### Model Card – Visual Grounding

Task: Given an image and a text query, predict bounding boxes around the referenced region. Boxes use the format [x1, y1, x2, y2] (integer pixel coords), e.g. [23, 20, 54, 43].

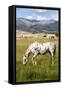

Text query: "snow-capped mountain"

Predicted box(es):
[16, 17, 58, 33]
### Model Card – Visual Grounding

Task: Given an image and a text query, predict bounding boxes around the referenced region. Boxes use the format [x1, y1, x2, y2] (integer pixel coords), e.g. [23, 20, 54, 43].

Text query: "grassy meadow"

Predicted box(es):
[16, 35, 59, 82]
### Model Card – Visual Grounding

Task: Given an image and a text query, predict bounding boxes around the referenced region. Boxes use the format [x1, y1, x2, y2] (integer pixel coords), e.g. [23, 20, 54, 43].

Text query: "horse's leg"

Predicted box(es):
[51, 52, 54, 64]
[32, 53, 37, 65]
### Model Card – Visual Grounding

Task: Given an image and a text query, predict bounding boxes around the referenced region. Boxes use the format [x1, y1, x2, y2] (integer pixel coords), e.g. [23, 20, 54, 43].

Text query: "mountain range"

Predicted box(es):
[16, 17, 59, 33]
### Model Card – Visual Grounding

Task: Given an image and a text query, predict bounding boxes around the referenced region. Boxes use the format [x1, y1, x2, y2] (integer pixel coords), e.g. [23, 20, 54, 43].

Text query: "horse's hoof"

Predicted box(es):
[34, 62, 37, 65]
[35, 62, 37, 65]
[33, 62, 37, 65]
[23, 63, 25, 64]
[52, 62, 54, 65]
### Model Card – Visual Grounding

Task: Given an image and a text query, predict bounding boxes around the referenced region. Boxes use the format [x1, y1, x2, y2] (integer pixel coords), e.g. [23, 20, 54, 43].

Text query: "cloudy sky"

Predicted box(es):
[16, 8, 58, 21]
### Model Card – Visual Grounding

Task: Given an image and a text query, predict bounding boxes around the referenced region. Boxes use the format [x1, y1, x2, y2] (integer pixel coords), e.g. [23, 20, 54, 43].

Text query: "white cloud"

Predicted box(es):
[24, 15, 58, 21]
[49, 11, 58, 21]
[52, 15, 58, 21]
[48, 14, 58, 21]
[25, 16, 33, 19]
[33, 9, 47, 13]
[25, 15, 48, 20]
[37, 16, 47, 20]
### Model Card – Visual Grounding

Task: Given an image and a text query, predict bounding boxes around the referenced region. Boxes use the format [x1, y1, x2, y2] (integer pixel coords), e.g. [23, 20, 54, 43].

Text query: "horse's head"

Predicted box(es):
[23, 54, 28, 64]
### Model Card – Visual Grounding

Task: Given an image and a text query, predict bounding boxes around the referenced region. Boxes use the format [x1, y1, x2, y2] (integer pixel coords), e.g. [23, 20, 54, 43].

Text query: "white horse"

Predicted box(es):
[23, 42, 56, 65]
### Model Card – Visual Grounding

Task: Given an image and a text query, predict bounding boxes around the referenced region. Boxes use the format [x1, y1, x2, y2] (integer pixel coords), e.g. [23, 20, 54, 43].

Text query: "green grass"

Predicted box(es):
[16, 37, 59, 82]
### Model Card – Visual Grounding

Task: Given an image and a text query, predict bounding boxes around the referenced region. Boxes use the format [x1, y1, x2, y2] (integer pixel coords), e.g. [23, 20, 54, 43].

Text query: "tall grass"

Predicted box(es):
[16, 37, 59, 82]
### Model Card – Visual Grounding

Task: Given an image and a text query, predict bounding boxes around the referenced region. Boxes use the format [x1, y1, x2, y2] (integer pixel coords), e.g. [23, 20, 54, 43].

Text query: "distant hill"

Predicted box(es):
[16, 17, 59, 34]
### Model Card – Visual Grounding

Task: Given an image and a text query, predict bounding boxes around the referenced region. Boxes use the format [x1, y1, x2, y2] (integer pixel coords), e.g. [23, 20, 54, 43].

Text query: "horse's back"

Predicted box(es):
[29, 42, 39, 48]
[26, 41, 56, 56]
[27, 42, 40, 53]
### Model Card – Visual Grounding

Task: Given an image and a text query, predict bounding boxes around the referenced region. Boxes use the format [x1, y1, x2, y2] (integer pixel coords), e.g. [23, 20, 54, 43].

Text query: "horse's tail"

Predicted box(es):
[54, 44, 56, 56]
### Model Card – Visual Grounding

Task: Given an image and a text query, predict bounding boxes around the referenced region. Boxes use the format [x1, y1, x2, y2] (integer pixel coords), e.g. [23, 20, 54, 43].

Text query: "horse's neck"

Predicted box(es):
[25, 49, 30, 57]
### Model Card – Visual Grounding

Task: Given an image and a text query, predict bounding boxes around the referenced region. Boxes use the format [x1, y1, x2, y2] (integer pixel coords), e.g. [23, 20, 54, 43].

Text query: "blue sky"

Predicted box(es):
[16, 8, 58, 21]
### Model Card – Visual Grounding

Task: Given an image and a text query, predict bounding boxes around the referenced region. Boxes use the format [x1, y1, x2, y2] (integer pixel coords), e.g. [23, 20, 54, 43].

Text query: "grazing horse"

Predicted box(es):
[23, 42, 56, 65]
